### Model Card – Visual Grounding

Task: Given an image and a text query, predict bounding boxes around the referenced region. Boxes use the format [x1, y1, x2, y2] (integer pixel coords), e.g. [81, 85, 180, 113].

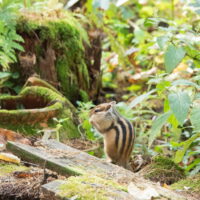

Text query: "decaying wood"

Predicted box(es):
[39, 43, 58, 87]
[0, 164, 60, 200]
[41, 179, 134, 200]
[7, 140, 188, 200]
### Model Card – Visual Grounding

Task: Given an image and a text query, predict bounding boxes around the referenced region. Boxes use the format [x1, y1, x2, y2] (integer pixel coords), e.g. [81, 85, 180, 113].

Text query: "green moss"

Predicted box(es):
[16, 12, 90, 102]
[58, 175, 127, 200]
[143, 156, 186, 184]
[0, 86, 64, 124]
[20, 86, 66, 103]
[171, 174, 200, 193]
[0, 163, 28, 176]
[0, 86, 80, 138]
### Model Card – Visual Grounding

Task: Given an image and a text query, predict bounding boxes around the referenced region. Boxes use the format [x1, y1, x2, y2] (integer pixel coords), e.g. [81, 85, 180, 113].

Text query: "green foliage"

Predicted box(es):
[53, 117, 69, 142]
[76, 101, 97, 140]
[164, 45, 186, 73]
[148, 111, 172, 147]
[190, 107, 200, 132]
[168, 92, 191, 125]
[128, 89, 156, 109]
[0, 0, 24, 70]
[174, 133, 200, 164]
[82, 0, 200, 176]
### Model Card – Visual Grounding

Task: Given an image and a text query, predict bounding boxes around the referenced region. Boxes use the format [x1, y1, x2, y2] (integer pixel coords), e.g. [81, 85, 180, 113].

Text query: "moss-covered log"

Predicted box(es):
[0, 86, 65, 124]
[0, 81, 80, 138]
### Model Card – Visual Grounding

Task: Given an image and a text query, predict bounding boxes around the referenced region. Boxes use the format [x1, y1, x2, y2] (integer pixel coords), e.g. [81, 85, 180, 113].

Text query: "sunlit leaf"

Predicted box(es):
[191, 106, 200, 132]
[116, 0, 129, 7]
[190, 164, 200, 176]
[128, 89, 156, 108]
[93, 0, 110, 10]
[168, 92, 191, 125]
[156, 36, 169, 49]
[148, 111, 172, 147]
[174, 133, 200, 163]
[65, 0, 80, 8]
[0, 71, 11, 79]
[172, 79, 200, 89]
[164, 45, 186, 73]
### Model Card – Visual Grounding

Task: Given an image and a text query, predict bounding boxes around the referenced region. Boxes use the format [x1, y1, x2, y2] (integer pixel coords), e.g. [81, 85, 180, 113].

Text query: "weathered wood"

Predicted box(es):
[41, 179, 134, 200]
[7, 140, 188, 200]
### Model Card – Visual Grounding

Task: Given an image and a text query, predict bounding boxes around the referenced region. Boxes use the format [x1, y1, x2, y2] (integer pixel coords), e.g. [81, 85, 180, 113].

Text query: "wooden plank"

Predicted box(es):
[41, 178, 134, 200]
[7, 140, 133, 178]
[7, 140, 188, 200]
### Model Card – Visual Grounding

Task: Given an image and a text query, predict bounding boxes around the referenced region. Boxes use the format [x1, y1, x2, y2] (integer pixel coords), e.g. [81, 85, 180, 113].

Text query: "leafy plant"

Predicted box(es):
[52, 117, 69, 141]
[0, 0, 24, 70]
[76, 101, 97, 140]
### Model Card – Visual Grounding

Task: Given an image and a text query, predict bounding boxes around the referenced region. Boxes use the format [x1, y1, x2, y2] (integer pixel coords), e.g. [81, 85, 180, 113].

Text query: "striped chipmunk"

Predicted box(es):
[89, 101, 134, 169]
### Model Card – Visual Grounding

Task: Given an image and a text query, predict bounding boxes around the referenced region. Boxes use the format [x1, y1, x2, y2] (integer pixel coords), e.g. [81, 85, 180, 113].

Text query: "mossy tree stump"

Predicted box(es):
[12, 11, 101, 103]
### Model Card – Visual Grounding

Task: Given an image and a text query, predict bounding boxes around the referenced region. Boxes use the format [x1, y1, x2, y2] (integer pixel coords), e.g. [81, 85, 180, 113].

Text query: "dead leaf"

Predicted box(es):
[0, 152, 20, 164]
[0, 128, 31, 146]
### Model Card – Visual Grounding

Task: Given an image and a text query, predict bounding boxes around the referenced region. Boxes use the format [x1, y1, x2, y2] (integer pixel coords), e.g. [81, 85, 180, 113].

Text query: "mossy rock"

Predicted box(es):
[171, 174, 200, 193]
[14, 11, 90, 102]
[141, 156, 186, 184]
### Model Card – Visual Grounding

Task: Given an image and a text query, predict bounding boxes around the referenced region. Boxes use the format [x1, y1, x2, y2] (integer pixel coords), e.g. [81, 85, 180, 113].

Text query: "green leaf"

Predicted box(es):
[11, 41, 24, 51]
[157, 36, 169, 49]
[168, 92, 191, 125]
[172, 79, 200, 89]
[185, 158, 200, 172]
[0, 71, 11, 79]
[174, 133, 200, 163]
[191, 106, 200, 132]
[190, 164, 200, 176]
[164, 45, 186, 73]
[128, 89, 156, 108]
[184, 46, 200, 60]
[148, 111, 171, 147]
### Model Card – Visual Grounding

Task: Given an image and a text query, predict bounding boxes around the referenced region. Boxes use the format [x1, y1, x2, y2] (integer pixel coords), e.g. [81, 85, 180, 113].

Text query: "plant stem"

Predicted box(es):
[24, 0, 27, 8]
[171, 0, 175, 20]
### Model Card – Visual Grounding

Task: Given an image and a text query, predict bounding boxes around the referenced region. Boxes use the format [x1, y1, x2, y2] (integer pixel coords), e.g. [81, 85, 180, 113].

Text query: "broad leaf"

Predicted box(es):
[174, 133, 200, 163]
[191, 106, 200, 132]
[164, 45, 185, 73]
[129, 89, 155, 108]
[0, 72, 11, 79]
[156, 36, 169, 49]
[168, 92, 191, 125]
[172, 79, 200, 89]
[148, 111, 171, 147]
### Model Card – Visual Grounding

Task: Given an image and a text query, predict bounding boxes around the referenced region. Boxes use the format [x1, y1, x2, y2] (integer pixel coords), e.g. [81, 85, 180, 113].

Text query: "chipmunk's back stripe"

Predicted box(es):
[118, 118, 127, 155]
[114, 126, 120, 148]
[125, 119, 133, 157]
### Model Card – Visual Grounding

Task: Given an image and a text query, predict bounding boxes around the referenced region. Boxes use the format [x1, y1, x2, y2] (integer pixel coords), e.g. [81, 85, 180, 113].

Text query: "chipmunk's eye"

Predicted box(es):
[94, 109, 101, 113]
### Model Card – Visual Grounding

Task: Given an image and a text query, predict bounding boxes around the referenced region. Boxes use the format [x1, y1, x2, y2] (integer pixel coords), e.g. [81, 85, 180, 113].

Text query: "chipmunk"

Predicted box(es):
[89, 101, 134, 169]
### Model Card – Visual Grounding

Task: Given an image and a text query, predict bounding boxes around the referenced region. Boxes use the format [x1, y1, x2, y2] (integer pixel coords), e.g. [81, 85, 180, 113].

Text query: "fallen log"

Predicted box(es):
[7, 140, 189, 200]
